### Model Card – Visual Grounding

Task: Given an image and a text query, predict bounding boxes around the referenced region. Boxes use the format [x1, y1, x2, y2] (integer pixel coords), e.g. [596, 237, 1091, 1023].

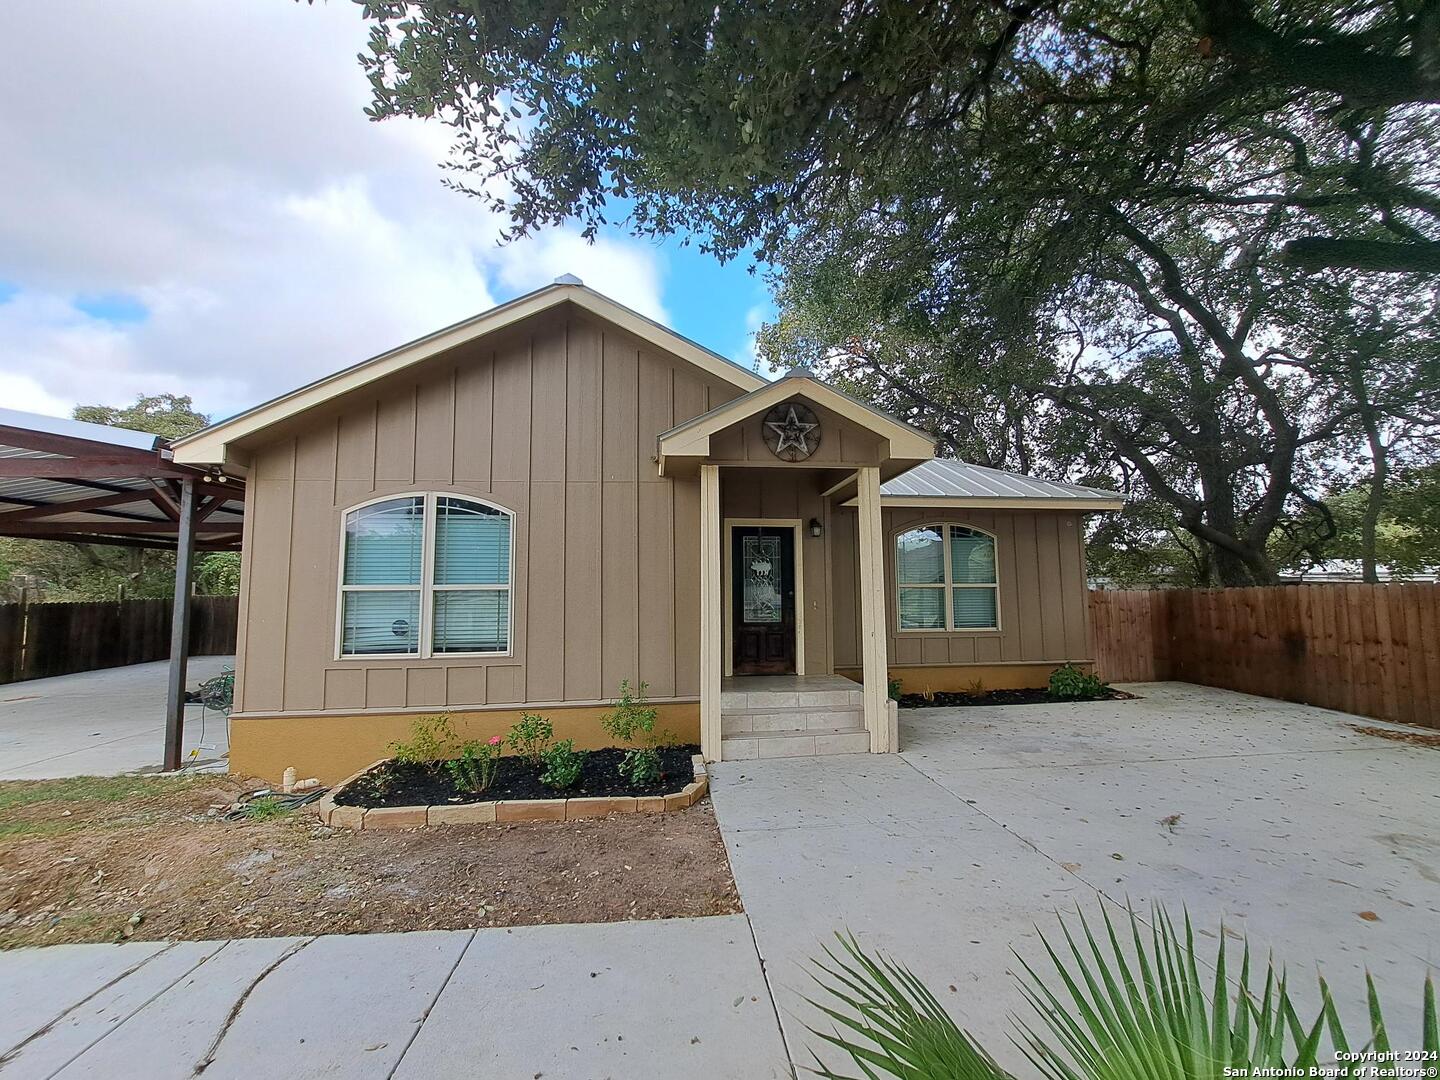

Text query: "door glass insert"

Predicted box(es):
[741, 534, 783, 623]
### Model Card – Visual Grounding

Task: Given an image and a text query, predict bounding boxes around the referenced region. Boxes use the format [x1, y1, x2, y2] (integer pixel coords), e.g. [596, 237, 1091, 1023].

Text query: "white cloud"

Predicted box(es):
[740, 302, 781, 377]
[0, 1, 669, 420]
[494, 232, 671, 324]
[0, 372, 72, 416]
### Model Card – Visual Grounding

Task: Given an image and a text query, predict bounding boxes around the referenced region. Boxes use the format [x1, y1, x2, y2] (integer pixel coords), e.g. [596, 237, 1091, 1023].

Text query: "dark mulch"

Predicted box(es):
[335, 744, 700, 808]
[897, 687, 1135, 709]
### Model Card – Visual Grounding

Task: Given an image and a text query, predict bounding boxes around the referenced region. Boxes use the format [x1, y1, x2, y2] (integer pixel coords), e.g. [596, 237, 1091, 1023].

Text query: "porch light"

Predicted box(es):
[809, 517, 823, 538]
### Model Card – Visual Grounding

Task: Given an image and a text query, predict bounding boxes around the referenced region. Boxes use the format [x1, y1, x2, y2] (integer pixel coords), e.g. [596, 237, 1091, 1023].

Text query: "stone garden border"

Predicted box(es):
[310, 755, 709, 830]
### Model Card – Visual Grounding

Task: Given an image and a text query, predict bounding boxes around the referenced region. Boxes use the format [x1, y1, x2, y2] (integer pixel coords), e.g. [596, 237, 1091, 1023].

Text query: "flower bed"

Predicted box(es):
[312, 753, 709, 829]
[312, 683, 710, 829]
[897, 687, 1134, 709]
[895, 662, 1134, 709]
[336, 744, 702, 807]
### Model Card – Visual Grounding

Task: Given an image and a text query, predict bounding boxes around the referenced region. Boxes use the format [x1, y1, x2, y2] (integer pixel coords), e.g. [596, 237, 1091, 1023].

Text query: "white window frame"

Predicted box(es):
[335, 492, 515, 660]
[894, 523, 1001, 633]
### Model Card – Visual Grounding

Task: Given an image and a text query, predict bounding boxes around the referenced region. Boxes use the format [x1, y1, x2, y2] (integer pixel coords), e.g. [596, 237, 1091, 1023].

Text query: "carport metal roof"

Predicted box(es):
[0, 408, 243, 550]
[0, 407, 246, 772]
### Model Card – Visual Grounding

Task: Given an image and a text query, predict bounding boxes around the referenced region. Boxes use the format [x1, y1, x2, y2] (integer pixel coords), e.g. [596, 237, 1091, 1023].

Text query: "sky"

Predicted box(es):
[0, 2, 776, 423]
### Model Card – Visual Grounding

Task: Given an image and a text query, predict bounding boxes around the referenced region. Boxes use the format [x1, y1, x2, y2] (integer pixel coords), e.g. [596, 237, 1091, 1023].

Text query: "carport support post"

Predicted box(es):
[163, 477, 198, 772]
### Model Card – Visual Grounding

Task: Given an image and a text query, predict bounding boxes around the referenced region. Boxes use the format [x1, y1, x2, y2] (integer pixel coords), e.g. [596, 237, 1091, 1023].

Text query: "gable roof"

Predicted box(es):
[656, 367, 936, 473]
[172, 280, 768, 468]
[871, 459, 1124, 510]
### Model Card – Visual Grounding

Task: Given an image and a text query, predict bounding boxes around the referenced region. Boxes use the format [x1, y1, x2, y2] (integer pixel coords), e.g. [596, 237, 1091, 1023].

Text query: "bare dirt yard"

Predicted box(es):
[0, 774, 741, 948]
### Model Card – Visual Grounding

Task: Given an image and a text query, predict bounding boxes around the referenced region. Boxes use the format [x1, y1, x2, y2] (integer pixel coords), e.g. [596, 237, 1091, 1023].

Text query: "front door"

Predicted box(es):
[731, 526, 797, 675]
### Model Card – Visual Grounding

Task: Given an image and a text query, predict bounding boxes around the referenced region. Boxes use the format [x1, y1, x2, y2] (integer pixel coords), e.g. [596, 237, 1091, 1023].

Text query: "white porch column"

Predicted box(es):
[699, 464, 723, 761]
[856, 466, 892, 752]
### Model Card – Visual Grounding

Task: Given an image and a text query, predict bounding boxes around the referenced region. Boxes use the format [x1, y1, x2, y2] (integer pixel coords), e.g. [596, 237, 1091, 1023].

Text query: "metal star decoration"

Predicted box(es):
[764, 404, 820, 459]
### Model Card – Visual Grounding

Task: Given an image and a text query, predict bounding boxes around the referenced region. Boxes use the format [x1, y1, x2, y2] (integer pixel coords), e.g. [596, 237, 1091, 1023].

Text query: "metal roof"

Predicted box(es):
[0, 408, 243, 549]
[881, 459, 1124, 505]
[0, 407, 162, 452]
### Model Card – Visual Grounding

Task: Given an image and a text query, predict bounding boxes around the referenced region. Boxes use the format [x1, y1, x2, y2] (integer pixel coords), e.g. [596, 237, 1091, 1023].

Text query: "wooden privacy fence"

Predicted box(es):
[0, 596, 238, 685]
[1089, 583, 1440, 729]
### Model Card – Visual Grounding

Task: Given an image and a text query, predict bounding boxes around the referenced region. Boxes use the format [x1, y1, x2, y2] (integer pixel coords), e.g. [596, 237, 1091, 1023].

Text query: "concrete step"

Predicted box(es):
[721, 704, 864, 736]
[720, 728, 870, 760]
[720, 687, 864, 711]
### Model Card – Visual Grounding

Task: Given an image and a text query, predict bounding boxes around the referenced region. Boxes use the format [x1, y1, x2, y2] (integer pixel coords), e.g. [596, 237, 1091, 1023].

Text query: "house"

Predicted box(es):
[173, 279, 1122, 783]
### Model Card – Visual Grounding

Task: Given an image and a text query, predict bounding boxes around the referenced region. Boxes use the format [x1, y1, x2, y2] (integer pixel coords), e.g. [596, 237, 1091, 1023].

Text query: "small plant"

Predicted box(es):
[539, 739, 585, 790]
[887, 677, 903, 701]
[389, 714, 458, 766]
[603, 680, 667, 788]
[507, 713, 553, 765]
[445, 735, 502, 794]
[965, 677, 986, 696]
[1048, 662, 1108, 701]
[601, 679, 658, 743]
[242, 796, 292, 821]
[619, 746, 662, 787]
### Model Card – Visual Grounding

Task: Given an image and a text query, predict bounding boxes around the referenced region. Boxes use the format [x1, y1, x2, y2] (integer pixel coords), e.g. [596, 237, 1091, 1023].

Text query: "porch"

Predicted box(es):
[659, 369, 935, 762]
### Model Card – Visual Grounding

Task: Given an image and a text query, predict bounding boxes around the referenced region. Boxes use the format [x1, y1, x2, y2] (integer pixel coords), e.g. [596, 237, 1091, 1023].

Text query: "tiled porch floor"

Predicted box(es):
[720, 673, 860, 694]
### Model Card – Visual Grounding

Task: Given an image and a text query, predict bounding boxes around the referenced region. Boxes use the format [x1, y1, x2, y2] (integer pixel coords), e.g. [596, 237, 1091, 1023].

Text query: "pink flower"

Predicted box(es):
[488, 735, 502, 746]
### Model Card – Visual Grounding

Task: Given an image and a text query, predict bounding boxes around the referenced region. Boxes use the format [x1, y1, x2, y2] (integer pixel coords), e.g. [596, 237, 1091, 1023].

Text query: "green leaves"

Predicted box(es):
[806, 904, 1439, 1079]
[805, 932, 1012, 1080]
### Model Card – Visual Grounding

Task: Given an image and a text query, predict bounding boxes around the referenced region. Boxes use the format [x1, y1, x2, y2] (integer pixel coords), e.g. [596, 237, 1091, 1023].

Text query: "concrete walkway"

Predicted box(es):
[711, 682, 1440, 1074]
[0, 916, 791, 1080]
[0, 658, 232, 779]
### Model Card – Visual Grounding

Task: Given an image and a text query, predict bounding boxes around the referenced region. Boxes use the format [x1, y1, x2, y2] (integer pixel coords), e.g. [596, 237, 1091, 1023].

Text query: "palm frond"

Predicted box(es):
[804, 932, 1014, 1080]
[804, 907, 1438, 1080]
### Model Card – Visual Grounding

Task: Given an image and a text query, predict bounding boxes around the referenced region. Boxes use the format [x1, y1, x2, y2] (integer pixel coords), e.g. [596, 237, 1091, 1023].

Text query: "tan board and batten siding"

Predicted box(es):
[830, 506, 1093, 687]
[233, 306, 743, 719]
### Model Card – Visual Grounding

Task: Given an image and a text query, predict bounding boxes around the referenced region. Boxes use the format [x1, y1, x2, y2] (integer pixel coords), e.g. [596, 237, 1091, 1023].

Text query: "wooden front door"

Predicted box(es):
[731, 526, 797, 675]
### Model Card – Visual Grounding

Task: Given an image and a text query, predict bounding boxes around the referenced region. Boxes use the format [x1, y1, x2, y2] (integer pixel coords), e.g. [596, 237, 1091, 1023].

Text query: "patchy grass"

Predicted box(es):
[0, 773, 740, 948]
[0, 775, 206, 812]
[0, 775, 220, 839]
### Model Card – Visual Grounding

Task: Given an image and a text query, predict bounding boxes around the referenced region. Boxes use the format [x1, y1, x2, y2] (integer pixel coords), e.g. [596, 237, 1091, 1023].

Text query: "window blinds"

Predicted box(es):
[340, 495, 512, 657]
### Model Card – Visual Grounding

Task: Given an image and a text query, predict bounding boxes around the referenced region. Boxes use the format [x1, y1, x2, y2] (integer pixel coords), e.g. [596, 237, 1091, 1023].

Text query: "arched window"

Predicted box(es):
[338, 494, 513, 657]
[894, 525, 998, 631]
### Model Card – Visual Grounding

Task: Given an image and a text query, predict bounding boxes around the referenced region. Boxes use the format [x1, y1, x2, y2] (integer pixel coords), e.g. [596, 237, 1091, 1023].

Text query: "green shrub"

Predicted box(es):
[603, 680, 670, 786]
[1047, 662, 1108, 701]
[601, 679, 657, 743]
[507, 713, 553, 765]
[887, 677, 903, 701]
[619, 746, 661, 787]
[389, 714, 458, 765]
[539, 740, 584, 789]
[807, 903, 1439, 1080]
[444, 735, 502, 794]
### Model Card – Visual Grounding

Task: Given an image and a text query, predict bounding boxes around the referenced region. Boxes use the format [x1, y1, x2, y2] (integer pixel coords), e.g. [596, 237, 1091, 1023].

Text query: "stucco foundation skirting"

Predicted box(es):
[310, 756, 709, 830]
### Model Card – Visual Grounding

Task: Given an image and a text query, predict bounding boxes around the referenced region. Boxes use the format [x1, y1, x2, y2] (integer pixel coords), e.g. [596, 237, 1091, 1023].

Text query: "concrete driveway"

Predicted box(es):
[0, 916, 790, 1080]
[0, 658, 233, 779]
[711, 682, 1440, 1073]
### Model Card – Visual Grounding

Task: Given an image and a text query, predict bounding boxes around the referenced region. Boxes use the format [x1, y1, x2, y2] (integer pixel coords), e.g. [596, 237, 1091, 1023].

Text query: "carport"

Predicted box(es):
[0, 407, 244, 770]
